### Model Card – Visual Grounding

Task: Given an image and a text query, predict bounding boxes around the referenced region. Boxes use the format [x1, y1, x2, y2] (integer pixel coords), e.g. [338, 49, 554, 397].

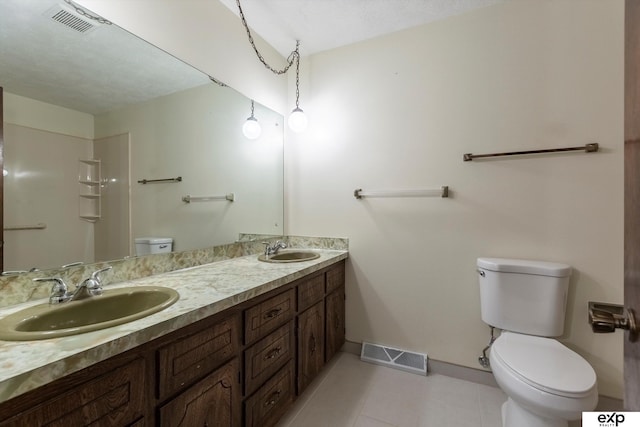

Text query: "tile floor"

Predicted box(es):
[276, 352, 507, 427]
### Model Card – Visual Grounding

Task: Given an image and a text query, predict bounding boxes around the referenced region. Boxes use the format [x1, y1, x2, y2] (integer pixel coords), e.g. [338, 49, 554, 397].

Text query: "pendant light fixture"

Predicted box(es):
[242, 100, 262, 139]
[235, 0, 307, 133]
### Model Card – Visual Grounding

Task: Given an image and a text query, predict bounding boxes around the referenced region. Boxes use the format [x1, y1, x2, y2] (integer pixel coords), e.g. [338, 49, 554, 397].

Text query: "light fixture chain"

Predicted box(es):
[63, 0, 112, 25]
[295, 54, 300, 108]
[235, 0, 299, 75]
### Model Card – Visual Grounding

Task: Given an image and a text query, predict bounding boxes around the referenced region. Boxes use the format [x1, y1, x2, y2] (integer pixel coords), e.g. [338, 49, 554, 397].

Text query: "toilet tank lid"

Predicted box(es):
[135, 237, 173, 244]
[477, 258, 571, 277]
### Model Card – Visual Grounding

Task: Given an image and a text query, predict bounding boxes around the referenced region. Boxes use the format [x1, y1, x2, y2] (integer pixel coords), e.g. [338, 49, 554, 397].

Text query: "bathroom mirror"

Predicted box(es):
[0, 0, 284, 273]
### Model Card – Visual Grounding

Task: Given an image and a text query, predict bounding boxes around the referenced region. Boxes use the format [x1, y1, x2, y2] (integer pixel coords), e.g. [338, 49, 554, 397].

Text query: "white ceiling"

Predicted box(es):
[0, 0, 209, 114]
[218, 0, 505, 57]
[1, 0, 505, 115]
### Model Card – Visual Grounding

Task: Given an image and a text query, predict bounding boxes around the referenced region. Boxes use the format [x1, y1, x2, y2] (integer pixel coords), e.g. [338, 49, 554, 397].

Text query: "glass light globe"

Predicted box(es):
[242, 117, 261, 139]
[288, 107, 308, 133]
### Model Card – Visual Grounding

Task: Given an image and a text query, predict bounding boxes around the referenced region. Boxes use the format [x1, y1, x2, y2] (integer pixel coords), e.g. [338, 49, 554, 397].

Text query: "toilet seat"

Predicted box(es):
[492, 332, 596, 398]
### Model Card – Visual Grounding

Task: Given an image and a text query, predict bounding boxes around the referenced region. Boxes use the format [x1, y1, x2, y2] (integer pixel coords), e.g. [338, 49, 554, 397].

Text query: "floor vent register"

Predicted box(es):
[360, 342, 427, 375]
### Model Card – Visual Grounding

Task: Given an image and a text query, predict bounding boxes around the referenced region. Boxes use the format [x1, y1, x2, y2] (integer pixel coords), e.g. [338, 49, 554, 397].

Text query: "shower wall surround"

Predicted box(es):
[0, 235, 348, 308]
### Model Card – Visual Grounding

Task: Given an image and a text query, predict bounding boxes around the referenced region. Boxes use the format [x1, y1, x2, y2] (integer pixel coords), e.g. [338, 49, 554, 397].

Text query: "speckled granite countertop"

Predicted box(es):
[0, 249, 348, 403]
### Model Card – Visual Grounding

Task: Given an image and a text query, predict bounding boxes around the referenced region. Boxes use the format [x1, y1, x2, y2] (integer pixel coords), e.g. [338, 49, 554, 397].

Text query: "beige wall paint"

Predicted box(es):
[76, 0, 288, 115]
[286, 1, 624, 398]
[94, 133, 130, 261]
[3, 122, 95, 271]
[4, 92, 94, 139]
[94, 84, 284, 253]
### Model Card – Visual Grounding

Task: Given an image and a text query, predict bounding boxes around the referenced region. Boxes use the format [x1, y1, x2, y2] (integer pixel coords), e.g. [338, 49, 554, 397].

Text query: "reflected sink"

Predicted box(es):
[258, 250, 320, 263]
[0, 286, 179, 341]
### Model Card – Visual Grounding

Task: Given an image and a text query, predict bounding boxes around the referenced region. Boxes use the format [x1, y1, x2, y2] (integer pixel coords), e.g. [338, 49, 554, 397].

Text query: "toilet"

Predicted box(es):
[477, 257, 598, 427]
[135, 237, 173, 256]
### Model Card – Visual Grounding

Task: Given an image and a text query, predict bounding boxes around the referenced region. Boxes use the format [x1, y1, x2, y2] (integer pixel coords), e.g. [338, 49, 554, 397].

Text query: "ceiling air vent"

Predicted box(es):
[45, 3, 102, 34]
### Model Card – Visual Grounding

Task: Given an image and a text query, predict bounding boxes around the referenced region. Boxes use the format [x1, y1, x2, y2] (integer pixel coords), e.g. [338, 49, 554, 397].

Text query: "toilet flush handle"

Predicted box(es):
[588, 301, 638, 342]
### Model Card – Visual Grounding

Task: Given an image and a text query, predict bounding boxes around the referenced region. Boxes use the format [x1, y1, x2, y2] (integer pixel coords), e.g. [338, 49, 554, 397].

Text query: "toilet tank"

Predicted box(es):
[135, 237, 173, 256]
[477, 257, 571, 337]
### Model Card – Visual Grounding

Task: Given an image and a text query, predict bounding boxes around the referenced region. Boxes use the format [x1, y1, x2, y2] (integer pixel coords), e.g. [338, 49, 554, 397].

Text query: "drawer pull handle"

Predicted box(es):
[264, 347, 282, 360]
[264, 390, 281, 407]
[264, 308, 282, 319]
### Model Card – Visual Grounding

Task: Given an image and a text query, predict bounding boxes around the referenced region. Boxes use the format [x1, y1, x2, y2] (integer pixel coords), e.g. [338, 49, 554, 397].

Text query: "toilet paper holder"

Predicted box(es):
[588, 301, 637, 342]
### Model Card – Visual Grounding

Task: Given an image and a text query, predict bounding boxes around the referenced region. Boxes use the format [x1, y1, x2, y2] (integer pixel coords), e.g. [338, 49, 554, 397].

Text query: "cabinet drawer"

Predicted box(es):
[297, 273, 324, 312]
[245, 321, 293, 396]
[245, 289, 294, 344]
[158, 314, 240, 400]
[159, 358, 240, 427]
[326, 261, 345, 294]
[0, 357, 145, 427]
[244, 360, 294, 427]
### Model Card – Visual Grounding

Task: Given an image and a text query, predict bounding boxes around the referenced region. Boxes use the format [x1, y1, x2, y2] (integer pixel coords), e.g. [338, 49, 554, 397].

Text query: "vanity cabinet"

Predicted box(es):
[326, 285, 346, 362]
[297, 300, 325, 394]
[325, 261, 346, 363]
[244, 360, 295, 427]
[157, 314, 240, 401]
[158, 358, 241, 427]
[0, 259, 346, 427]
[0, 354, 147, 427]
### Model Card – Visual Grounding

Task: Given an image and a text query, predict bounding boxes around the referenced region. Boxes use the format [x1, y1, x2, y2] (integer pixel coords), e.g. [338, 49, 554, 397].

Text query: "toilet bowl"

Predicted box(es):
[476, 257, 598, 427]
[490, 332, 598, 427]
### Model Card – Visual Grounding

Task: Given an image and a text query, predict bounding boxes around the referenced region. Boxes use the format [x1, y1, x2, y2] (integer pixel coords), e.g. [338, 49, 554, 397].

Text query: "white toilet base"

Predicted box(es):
[502, 398, 567, 427]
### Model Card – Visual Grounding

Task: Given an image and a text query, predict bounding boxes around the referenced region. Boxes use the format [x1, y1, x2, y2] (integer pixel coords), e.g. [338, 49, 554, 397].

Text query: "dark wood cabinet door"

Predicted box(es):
[244, 361, 294, 427]
[325, 285, 346, 362]
[159, 358, 240, 427]
[297, 273, 324, 312]
[326, 261, 345, 294]
[245, 289, 294, 345]
[244, 321, 293, 396]
[297, 301, 325, 394]
[157, 313, 240, 400]
[0, 357, 146, 427]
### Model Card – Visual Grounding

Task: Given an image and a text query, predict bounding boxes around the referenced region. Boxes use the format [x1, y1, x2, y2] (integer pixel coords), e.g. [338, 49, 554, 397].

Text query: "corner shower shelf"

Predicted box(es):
[78, 159, 101, 222]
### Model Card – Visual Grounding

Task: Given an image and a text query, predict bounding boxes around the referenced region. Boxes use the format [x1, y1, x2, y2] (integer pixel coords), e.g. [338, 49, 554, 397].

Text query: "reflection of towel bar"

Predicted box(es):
[354, 187, 449, 199]
[182, 194, 235, 203]
[4, 223, 47, 231]
[138, 176, 182, 184]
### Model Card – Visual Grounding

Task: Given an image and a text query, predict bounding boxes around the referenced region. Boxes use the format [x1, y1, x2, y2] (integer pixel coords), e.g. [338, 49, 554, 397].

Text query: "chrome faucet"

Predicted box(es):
[33, 266, 113, 304]
[71, 266, 112, 301]
[262, 240, 287, 257]
[33, 277, 72, 304]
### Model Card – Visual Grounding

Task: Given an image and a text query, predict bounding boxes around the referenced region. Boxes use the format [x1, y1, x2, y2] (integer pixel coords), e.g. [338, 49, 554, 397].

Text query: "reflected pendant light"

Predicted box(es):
[242, 100, 262, 139]
[235, 0, 307, 133]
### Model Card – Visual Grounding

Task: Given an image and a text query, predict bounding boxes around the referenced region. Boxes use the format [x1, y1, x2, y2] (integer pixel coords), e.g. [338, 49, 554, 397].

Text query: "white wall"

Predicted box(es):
[76, 0, 288, 115]
[94, 84, 284, 253]
[3, 93, 96, 271]
[94, 133, 130, 261]
[286, 1, 624, 398]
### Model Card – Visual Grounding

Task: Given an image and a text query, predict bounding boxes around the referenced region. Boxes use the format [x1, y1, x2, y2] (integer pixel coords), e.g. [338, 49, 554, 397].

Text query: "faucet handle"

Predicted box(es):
[33, 277, 71, 304]
[90, 266, 112, 282]
[262, 242, 272, 255]
[83, 266, 113, 296]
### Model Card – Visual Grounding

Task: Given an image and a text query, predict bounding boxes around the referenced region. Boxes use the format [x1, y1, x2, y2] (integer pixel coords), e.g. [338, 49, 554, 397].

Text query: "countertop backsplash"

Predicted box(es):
[0, 234, 348, 308]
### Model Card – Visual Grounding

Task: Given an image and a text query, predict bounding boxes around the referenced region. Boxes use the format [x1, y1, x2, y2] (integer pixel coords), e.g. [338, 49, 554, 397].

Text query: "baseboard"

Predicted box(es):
[342, 340, 623, 410]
